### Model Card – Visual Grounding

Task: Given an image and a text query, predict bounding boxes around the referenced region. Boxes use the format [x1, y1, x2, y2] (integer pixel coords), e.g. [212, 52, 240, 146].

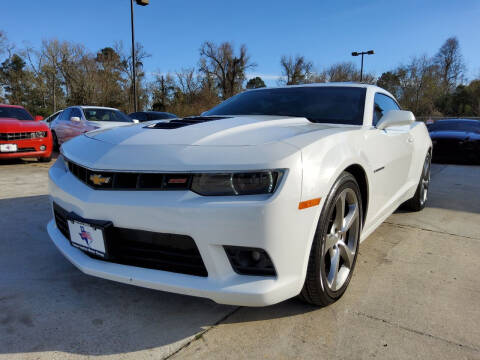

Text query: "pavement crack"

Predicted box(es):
[355, 311, 479, 353]
[384, 221, 480, 241]
[163, 306, 241, 359]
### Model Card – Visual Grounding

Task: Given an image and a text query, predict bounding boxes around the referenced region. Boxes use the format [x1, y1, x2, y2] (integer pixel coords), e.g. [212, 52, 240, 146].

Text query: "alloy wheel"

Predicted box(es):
[323, 188, 360, 291]
[420, 156, 431, 205]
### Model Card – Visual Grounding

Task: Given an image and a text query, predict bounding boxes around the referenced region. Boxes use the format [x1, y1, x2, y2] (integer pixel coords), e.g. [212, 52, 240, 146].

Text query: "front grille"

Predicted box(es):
[0, 132, 45, 140]
[67, 161, 192, 190]
[52, 203, 208, 277]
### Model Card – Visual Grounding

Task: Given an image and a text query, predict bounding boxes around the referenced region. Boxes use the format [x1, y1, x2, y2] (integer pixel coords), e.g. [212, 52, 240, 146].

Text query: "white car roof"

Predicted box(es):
[78, 106, 120, 111]
[248, 82, 396, 101]
[250, 81, 381, 91]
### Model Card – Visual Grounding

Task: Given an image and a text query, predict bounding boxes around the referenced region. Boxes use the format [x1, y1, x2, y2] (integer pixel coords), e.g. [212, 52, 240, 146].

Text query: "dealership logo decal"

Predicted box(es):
[78, 226, 93, 246]
[89, 174, 111, 186]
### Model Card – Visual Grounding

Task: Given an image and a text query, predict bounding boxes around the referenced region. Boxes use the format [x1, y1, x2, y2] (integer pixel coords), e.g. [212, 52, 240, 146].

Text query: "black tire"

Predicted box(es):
[299, 172, 362, 306]
[38, 155, 52, 163]
[52, 131, 59, 152]
[402, 152, 431, 212]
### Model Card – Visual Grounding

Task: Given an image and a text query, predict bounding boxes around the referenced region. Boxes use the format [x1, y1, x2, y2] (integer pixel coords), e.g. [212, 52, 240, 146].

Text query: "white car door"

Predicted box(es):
[364, 93, 414, 222]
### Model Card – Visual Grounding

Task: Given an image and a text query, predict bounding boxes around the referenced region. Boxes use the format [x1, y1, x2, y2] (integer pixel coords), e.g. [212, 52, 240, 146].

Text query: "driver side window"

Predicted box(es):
[373, 93, 400, 126]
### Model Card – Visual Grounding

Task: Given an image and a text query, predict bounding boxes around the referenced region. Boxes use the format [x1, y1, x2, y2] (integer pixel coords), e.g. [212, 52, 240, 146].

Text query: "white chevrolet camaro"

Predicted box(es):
[48, 83, 432, 307]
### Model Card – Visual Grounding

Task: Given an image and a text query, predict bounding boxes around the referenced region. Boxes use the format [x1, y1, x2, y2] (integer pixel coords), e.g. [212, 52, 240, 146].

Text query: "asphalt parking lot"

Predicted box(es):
[1, 158, 479, 360]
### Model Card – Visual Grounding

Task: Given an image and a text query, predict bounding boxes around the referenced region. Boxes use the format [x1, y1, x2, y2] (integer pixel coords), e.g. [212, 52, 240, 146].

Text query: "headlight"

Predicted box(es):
[191, 170, 283, 196]
[34, 131, 47, 138]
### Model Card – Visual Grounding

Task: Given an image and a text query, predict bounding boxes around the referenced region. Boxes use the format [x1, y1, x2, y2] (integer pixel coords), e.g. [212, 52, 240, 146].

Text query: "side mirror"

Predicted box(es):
[70, 116, 81, 122]
[377, 110, 415, 130]
[34, 115, 44, 121]
[132, 119, 140, 123]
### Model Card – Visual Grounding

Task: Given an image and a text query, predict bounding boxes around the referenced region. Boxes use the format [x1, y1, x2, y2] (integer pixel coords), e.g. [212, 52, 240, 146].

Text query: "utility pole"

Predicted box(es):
[351, 50, 374, 82]
[130, 0, 149, 112]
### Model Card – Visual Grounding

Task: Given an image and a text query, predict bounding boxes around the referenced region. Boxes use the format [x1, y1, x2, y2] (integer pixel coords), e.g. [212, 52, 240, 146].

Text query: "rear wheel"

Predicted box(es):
[403, 153, 431, 211]
[299, 172, 362, 306]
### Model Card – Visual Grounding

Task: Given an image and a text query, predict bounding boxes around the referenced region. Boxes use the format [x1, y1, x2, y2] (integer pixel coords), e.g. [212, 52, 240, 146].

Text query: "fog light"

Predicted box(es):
[40, 145, 46, 151]
[224, 246, 276, 276]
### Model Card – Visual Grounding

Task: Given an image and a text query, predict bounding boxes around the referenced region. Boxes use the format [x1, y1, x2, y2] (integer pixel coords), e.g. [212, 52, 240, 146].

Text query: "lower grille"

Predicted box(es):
[52, 203, 208, 277]
[17, 147, 36, 153]
[53, 204, 70, 239]
[108, 228, 208, 277]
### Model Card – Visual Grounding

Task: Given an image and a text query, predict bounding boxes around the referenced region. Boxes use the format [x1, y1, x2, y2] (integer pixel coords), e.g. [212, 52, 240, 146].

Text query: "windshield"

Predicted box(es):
[204, 86, 367, 125]
[429, 120, 480, 133]
[0, 107, 34, 121]
[83, 108, 132, 123]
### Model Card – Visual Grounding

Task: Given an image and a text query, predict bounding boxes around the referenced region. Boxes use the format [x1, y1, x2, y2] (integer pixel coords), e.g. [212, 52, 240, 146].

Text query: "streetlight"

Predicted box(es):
[130, 0, 149, 112]
[351, 50, 374, 82]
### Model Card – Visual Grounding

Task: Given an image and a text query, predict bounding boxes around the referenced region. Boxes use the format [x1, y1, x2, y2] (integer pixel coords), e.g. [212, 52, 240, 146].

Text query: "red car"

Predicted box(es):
[0, 104, 53, 162]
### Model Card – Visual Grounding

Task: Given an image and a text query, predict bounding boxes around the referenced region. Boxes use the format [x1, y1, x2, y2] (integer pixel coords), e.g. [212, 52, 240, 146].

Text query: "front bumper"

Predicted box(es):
[0, 137, 52, 159]
[47, 158, 321, 306]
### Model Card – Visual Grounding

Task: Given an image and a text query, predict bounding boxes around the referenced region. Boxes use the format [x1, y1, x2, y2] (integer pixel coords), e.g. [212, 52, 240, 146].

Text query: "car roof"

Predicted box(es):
[246, 82, 396, 99]
[248, 82, 384, 91]
[77, 106, 119, 111]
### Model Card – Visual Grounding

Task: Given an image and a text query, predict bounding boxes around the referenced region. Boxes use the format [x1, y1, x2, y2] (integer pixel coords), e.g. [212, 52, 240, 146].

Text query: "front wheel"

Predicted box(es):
[299, 172, 362, 306]
[403, 153, 431, 212]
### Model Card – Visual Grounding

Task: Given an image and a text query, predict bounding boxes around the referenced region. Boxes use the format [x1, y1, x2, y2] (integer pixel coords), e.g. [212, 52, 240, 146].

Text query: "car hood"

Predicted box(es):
[63, 115, 358, 171]
[0, 118, 49, 132]
[85, 115, 354, 146]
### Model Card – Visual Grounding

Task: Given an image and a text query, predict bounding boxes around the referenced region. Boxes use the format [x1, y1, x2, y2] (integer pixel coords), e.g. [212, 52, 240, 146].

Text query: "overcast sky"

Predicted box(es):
[4, 0, 480, 86]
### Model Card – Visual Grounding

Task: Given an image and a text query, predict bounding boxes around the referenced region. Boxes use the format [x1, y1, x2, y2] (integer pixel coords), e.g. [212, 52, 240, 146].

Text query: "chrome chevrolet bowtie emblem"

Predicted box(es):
[89, 174, 111, 186]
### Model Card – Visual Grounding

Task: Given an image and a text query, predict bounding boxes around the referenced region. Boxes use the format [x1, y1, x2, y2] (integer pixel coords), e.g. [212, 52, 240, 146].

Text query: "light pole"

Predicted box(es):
[351, 50, 374, 82]
[130, 0, 149, 112]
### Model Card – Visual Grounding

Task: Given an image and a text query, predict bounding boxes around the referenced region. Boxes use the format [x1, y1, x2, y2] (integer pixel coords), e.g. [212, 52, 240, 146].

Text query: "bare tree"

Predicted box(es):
[0, 30, 14, 59]
[279, 55, 313, 85]
[434, 37, 466, 93]
[199, 41, 256, 99]
[321, 62, 375, 84]
[176, 67, 201, 99]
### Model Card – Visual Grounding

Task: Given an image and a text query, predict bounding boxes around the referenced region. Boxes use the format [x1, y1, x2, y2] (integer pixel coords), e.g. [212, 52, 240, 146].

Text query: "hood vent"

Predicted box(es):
[147, 116, 230, 130]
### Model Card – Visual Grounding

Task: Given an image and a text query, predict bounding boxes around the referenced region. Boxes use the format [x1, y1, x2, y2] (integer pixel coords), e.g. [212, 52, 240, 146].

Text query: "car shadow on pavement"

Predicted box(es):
[0, 194, 317, 357]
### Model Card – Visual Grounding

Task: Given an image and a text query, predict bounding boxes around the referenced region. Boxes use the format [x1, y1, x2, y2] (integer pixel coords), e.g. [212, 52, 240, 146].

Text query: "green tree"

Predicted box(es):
[246, 76, 266, 89]
[0, 53, 31, 105]
[377, 71, 401, 98]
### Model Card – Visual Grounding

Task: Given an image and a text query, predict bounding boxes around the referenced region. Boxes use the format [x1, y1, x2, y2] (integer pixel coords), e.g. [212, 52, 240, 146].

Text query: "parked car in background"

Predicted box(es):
[0, 104, 53, 162]
[129, 111, 177, 122]
[428, 119, 480, 164]
[48, 83, 432, 307]
[50, 106, 135, 149]
[43, 110, 63, 128]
